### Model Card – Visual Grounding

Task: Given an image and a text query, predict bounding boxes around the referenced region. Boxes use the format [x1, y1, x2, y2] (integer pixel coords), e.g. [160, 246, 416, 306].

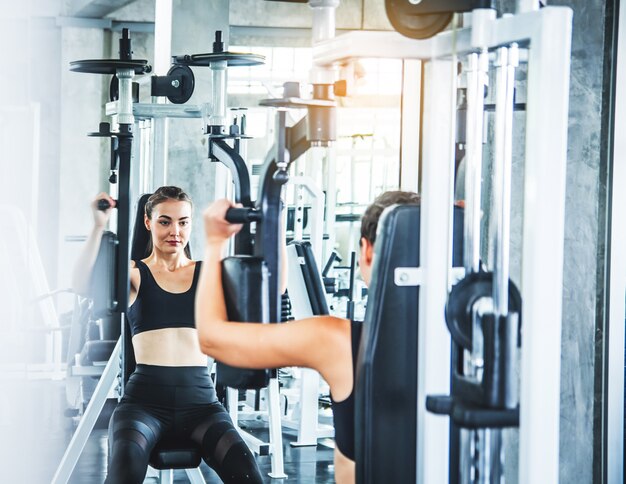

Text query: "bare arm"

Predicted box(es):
[195, 200, 351, 394]
[72, 193, 116, 295]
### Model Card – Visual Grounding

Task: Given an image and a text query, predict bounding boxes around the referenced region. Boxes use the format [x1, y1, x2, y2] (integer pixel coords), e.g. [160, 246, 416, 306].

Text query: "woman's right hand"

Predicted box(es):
[92, 192, 115, 229]
[203, 199, 243, 245]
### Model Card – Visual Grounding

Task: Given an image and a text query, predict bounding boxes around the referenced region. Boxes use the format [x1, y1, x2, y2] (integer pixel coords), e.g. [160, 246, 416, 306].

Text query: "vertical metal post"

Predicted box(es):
[463, 52, 488, 275]
[607, 0, 626, 480]
[51, 341, 121, 484]
[417, 58, 456, 484]
[400, 59, 422, 193]
[462, 49, 489, 484]
[519, 8, 572, 484]
[210, 61, 228, 127]
[152, 0, 173, 188]
[491, 45, 518, 318]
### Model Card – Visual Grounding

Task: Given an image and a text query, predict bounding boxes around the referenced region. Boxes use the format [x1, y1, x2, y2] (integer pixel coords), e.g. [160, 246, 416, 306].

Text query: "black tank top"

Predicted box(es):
[127, 260, 202, 336]
[331, 320, 363, 461]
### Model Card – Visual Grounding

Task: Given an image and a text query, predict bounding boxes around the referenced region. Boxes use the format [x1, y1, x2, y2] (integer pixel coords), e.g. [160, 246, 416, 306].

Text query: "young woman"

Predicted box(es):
[195, 191, 420, 484]
[73, 186, 263, 484]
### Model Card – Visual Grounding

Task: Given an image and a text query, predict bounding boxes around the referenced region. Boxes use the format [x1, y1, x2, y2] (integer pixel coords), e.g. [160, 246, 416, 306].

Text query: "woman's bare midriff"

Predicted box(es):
[132, 327, 209, 366]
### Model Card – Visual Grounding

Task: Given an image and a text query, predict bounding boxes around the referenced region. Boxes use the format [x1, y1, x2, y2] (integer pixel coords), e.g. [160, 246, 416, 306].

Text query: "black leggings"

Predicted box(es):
[105, 365, 263, 484]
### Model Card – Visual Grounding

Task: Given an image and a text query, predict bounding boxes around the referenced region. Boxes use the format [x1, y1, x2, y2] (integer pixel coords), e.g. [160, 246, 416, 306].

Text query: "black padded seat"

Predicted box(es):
[149, 437, 202, 469]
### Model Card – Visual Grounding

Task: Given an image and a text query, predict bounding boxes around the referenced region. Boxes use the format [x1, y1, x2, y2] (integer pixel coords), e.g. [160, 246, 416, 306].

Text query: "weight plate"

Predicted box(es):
[445, 272, 522, 351]
[172, 52, 265, 67]
[385, 0, 453, 40]
[70, 59, 152, 75]
[166, 65, 195, 104]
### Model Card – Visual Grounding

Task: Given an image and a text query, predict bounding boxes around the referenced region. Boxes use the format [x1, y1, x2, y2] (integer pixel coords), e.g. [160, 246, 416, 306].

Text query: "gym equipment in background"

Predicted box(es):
[311, 3, 573, 483]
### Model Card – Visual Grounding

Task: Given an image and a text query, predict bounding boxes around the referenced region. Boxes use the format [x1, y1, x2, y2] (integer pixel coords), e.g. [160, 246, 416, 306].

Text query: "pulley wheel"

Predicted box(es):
[445, 271, 522, 351]
[166, 65, 195, 104]
[172, 52, 265, 67]
[385, 0, 453, 40]
[70, 59, 151, 75]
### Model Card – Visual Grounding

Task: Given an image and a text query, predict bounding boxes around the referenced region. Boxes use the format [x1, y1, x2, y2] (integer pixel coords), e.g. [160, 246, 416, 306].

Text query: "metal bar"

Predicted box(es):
[606, 0, 626, 480]
[184, 467, 207, 484]
[211, 139, 252, 206]
[52, 340, 121, 484]
[135, 103, 202, 119]
[312, 10, 548, 66]
[266, 378, 288, 478]
[491, 45, 518, 317]
[154, 0, 173, 76]
[210, 61, 228, 127]
[159, 468, 173, 484]
[463, 51, 488, 274]
[400, 59, 422, 193]
[288, 176, 325, 266]
[518, 8, 572, 484]
[417, 58, 456, 484]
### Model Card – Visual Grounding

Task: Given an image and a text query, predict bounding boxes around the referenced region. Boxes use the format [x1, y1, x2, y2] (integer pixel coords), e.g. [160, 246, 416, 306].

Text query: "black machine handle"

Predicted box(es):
[225, 207, 261, 224]
[97, 198, 118, 211]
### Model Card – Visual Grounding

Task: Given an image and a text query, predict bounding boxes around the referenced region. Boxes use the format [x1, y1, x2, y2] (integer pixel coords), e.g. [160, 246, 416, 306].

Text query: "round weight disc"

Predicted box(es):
[70, 59, 152, 75]
[166, 65, 195, 104]
[385, 0, 453, 40]
[172, 52, 265, 67]
[445, 272, 522, 351]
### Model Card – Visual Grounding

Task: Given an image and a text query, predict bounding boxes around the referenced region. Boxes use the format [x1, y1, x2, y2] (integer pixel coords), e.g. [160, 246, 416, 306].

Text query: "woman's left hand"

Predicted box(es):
[204, 199, 243, 244]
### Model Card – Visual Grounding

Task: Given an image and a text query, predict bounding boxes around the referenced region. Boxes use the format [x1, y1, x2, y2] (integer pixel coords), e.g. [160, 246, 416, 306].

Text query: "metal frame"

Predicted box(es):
[52, 340, 121, 484]
[606, 0, 626, 481]
[313, 6, 572, 484]
[283, 178, 333, 445]
[226, 381, 288, 479]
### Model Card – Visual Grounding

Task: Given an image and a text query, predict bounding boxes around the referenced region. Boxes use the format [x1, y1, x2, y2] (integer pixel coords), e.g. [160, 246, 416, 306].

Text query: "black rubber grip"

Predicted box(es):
[97, 199, 116, 211]
[225, 208, 261, 223]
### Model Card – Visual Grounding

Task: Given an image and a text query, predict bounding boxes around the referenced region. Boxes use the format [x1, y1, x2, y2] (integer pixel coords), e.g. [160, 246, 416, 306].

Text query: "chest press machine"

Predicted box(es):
[214, 77, 338, 452]
[312, 1, 572, 483]
[53, 29, 279, 484]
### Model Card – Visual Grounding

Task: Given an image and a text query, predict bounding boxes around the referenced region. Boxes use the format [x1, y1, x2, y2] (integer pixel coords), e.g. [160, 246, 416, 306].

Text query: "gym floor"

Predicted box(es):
[4, 379, 335, 483]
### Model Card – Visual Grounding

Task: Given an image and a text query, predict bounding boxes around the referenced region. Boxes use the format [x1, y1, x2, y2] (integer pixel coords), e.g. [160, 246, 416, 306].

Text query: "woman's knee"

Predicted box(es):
[105, 438, 150, 484]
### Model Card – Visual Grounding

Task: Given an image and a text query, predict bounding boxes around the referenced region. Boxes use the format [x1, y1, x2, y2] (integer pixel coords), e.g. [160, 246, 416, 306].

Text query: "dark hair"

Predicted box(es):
[144, 186, 193, 258]
[360, 190, 420, 245]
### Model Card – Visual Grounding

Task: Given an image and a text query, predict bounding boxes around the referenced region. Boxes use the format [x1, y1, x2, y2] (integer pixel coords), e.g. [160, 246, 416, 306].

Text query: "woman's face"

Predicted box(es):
[145, 199, 192, 255]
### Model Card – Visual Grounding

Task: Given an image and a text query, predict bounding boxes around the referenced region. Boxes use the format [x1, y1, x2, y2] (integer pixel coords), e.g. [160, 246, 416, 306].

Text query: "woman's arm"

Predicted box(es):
[195, 200, 351, 391]
[72, 193, 116, 295]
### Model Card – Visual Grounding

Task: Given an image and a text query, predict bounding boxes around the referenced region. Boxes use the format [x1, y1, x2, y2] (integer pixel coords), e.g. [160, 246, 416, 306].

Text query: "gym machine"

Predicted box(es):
[313, 1, 572, 483]
[426, 44, 522, 484]
[53, 29, 269, 483]
[53, 29, 150, 484]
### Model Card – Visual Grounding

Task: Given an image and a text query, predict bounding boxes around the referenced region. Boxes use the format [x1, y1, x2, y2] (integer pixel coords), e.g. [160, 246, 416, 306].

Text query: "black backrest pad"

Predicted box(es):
[216, 256, 271, 389]
[355, 204, 463, 483]
[89, 230, 119, 320]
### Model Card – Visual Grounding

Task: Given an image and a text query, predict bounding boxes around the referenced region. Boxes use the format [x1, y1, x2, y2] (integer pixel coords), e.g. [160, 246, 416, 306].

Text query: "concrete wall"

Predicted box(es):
[554, 1, 611, 482]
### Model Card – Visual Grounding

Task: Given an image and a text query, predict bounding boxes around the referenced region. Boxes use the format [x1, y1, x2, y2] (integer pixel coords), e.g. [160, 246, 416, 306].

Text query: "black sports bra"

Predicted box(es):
[126, 260, 202, 337]
[331, 320, 363, 461]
